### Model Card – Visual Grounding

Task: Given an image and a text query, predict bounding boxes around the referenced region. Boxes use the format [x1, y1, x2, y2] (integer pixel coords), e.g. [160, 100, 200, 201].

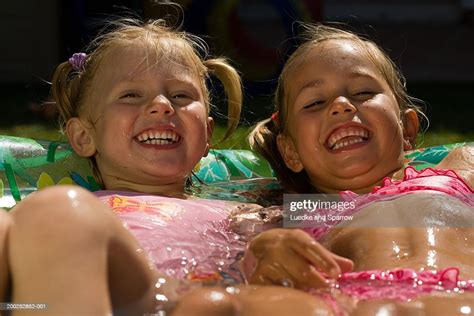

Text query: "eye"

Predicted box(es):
[171, 93, 192, 100]
[354, 91, 375, 98]
[303, 100, 325, 109]
[120, 92, 141, 99]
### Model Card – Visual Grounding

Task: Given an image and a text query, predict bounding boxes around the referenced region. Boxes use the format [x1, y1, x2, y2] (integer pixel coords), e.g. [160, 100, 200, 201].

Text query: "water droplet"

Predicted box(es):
[225, 286, 240, 295]
[157, 278, 166, 284]
[155, 278, 167, 289]
[155, 294, 168, 303]
[460, 306, 471, 314]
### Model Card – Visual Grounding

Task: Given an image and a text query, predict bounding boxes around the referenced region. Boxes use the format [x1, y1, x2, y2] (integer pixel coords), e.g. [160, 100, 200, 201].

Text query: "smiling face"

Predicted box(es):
[277, 39, 417, 193]
[67, 40, 212, 193]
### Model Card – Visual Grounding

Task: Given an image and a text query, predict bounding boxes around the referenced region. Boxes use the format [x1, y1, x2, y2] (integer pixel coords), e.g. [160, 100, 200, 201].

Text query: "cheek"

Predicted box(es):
[372, 95, 400, 117]
[94, 112, 132, 144]
[184, 103, 208, 125]
[365, 100, 400, 129]
[189, 114, 208, 134]
[183, 115, 209, 150]
[291, 114, 321, 138]
[291, 124, 321, 157]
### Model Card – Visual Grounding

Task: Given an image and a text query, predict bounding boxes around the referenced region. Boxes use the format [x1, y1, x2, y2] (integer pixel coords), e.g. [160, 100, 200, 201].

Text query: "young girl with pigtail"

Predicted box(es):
[0, 19, 333, 316]
[246, 24, 474, 314]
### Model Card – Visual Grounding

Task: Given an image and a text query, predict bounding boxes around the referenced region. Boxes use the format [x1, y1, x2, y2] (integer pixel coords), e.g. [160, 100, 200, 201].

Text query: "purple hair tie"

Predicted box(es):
[69, 53, 87, 71]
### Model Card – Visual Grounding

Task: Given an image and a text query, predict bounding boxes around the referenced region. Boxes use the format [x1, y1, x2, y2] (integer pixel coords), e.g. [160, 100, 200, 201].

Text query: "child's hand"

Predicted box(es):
[241, 228, 353, 290]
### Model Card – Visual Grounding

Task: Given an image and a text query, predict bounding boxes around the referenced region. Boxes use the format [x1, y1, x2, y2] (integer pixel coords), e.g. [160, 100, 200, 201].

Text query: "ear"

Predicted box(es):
[276, 134, 304, 172]
[402, 109, 419, 150]
[203, 117, 214, 157]
[66, 118, 97, 157]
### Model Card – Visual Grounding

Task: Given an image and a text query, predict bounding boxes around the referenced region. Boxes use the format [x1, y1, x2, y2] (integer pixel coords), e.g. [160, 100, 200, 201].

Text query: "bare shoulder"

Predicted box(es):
[436, 145, 474, 187]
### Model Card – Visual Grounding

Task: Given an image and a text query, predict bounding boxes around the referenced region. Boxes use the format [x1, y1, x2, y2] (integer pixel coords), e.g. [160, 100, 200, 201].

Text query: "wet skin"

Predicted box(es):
[322, 146, 474, 277]
[323, 193, 474, 278]
[272, 35, 474, 313]
[322, 191, 474, 314]
[247, 143, 474, 314]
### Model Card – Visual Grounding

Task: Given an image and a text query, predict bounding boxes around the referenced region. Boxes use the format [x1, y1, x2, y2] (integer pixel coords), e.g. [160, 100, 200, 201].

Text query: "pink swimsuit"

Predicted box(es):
[304, 167, 474, 312]
[305, 167, 474, 240]
[94, 191, 246, 284]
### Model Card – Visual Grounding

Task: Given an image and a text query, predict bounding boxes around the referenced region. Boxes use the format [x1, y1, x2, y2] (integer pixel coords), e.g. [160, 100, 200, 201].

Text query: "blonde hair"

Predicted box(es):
[250, 23, 425, 193]
[51, 18, 242, 185]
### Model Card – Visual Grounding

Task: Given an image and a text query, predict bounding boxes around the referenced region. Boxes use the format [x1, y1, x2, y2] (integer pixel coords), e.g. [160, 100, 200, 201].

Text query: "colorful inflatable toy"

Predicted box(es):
[0, 135, 470, 208]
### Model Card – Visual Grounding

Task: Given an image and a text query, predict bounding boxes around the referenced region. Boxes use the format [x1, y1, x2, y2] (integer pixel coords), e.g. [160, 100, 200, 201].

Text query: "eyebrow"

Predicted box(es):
[347, 70, 378, 80]
[297, 70, 379, 94]
[165, 76, 198, 85]
[297, 79, 324, 95]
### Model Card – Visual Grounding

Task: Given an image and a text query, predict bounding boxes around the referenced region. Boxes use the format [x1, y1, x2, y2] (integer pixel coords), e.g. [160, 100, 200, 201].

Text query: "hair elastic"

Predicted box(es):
[271, 111, 279, 122]
[69, 53, 87, 71]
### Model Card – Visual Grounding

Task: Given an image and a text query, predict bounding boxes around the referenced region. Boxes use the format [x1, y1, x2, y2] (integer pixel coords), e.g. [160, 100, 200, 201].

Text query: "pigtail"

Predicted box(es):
[51, 61, 78, 131]
[249, 117, 315, 193]
[249, 65, 316, 193]
[204, 58, 242, 141]
[249, 117, 284, 173]
[50, 56, 105, 189]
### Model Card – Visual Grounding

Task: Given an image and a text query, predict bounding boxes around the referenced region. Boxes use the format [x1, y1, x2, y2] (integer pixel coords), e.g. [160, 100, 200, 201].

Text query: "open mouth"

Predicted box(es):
[326, 126, 371, 151]
[136, 130, 181, 145]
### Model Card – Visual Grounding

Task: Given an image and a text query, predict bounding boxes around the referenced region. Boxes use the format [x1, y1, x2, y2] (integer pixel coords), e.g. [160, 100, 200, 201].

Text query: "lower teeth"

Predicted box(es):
[144, 139, 173, 145]
[332, 138, 366, 150]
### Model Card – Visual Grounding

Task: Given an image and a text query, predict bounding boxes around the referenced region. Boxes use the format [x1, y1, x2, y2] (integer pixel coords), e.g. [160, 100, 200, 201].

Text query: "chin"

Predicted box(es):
[336, 163, 375, 179]
[142, 165, 187, 180]
[332, 168, 386, 189]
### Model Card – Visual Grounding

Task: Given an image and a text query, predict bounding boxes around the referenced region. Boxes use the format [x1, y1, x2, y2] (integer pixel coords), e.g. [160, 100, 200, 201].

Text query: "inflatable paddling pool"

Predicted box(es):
[0, 134, 470, 208]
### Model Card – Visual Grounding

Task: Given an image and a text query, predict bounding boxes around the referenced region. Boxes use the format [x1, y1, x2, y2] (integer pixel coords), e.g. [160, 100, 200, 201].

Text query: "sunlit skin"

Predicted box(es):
[322, 194, 474, 279]
[248, 38, 474, 313]
[61, 40, 338, 315]
[67, 41, 213, 196]
[278, 39, 418, 193]
[277, 39, 474, 279]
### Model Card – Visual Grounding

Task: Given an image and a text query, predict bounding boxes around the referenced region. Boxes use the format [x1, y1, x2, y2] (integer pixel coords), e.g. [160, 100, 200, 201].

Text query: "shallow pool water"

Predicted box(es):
[189, 177, 283, 207]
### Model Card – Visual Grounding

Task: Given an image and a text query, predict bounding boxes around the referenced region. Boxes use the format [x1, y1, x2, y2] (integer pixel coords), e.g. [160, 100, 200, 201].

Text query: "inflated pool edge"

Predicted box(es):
[0, 135, 471, 208]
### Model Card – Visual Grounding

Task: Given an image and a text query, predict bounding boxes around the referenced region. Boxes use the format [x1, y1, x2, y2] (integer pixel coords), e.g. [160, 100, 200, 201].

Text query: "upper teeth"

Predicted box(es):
[327, 127, 369, 150]
[137, 130, 180, 144]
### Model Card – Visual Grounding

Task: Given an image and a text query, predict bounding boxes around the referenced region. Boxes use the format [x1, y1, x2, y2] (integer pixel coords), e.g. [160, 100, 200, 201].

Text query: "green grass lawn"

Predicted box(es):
[0, 123, 472, 149]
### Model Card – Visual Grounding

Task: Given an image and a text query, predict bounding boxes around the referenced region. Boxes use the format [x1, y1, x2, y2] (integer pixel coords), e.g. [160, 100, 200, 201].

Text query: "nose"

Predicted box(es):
[147, 95, 174, 116]
[329, 96, 357, 116]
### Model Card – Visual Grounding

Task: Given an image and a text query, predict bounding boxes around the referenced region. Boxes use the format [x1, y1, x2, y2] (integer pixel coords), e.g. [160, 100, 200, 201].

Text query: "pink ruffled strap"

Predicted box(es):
[331, 267, 474, 301]
[340, 267, 460, 286]
[340, 166, 474, 209]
